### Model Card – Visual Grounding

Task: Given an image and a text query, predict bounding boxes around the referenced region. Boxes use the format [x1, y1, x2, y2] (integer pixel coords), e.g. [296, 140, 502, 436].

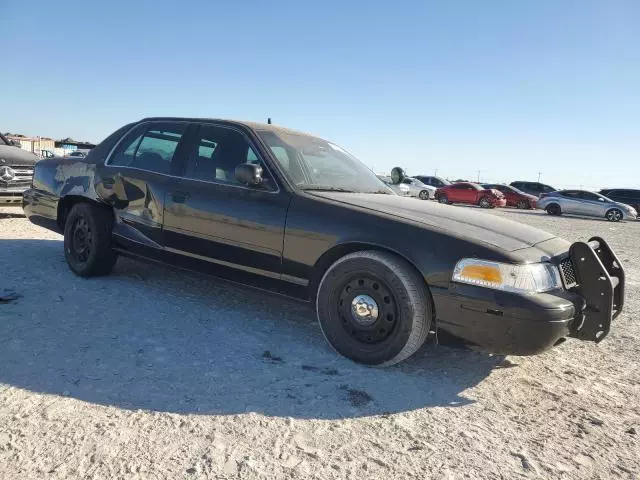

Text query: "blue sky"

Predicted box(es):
[2, 0, 638, 188]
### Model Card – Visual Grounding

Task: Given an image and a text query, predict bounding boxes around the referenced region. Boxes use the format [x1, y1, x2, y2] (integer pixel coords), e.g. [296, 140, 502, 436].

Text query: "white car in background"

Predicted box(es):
[401, 177, 437, 200]
[377, 175, 410, 196]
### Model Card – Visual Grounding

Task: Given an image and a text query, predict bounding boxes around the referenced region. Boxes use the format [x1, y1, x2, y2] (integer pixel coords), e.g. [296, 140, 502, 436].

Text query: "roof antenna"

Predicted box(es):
[267, 117, 272, 125]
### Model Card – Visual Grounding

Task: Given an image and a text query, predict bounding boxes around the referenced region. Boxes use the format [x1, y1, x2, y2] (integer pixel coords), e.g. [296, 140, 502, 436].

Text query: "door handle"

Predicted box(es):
[171, 191, 191, 203]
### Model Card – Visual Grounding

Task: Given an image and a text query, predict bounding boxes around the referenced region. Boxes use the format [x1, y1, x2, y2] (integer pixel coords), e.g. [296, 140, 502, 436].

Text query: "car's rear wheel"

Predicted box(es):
[64, 203, 118, 277]
[605, 208, 623, 222]
[479, 197, 492, 208]
[438, 194, 449, 204]
[516, 200, 529, 209]
[546, 203, 562, 216]
[418, 190, 430, 200]
[316, 251, 431, 366]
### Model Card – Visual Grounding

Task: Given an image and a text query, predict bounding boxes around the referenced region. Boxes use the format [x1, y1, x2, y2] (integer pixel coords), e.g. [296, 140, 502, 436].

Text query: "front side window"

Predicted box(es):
[257, 129, 392, 194]
[109, 123, 186, 174]
[182, 125, 274, 189]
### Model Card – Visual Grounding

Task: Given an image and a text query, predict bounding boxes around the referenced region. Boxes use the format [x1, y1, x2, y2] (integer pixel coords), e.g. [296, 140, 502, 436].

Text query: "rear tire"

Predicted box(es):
[418, 190, 429, 200]
[546, 203, 561, 216]
[63, 203, 118, 277]
[316, 251, 431, 366]
[605, 208, 623, 222]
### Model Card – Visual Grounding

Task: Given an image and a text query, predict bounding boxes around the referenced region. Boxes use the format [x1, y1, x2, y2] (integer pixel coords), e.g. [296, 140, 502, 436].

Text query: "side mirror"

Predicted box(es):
[598, 198, 605, 202]
[390, 167, 405, 184]
[235, 163, 263, 186]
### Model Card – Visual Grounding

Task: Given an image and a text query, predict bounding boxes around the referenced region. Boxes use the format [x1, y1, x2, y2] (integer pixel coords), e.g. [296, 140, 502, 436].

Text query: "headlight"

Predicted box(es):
[452, 259, 562, 294]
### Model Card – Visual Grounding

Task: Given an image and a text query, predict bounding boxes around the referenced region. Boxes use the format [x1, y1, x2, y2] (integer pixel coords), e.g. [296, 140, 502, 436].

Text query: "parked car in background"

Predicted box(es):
[436, 182, 506, 208]
[401, 177, 437, 200]
[377, 175, 410, 196]
[22, 116, 626, 366]
[66, 149, 91, 158]
[537, 190, 637, 222]
[0, 131, 38, 206]
[482, 183, 537, 209]
[39, 149, 56, 159]
[510, 181, 556, 198]
[413, 175, 451, 189]
[599, 189, 640, 217]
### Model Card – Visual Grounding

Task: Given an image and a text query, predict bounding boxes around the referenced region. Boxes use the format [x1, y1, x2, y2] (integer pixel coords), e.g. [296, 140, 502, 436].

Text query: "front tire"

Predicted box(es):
[516, 200, 529, 209]
[438, 194, 449, 204]
[64, 203, 118, 277]
[605, 208, 623, 222]
[479, 197, 493, 208]
[418, 190, 430, 200]
[316, 251, 431, 366]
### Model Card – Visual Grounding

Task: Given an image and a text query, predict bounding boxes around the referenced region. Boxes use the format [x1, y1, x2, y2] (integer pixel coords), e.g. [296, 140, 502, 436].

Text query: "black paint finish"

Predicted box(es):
[21, 117, 626, 356]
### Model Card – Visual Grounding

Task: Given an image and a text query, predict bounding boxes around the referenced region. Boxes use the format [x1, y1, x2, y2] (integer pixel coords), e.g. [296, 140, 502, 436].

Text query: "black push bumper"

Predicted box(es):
[567, 236, 625, 343]
[433, 237, 625, 355]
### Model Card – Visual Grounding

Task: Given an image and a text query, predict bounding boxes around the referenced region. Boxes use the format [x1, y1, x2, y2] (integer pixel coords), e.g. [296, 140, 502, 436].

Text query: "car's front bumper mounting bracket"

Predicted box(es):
[569, 236, 625, 342]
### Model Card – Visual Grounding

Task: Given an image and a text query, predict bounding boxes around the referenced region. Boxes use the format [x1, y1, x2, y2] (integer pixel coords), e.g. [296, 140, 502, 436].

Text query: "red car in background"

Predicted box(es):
[482, 183, 537, 209]
[435, 182, 507, 208]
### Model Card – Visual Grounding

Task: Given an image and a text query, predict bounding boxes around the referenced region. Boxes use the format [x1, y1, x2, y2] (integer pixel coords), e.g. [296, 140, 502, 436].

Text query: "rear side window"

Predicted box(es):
[561, 191, 580, 198]
[109, 123, 186, 174]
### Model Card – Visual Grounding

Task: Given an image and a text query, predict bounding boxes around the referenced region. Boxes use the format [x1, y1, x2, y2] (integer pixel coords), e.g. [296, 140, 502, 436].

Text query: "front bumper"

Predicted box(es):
[434, 237, 625, 355]
[0, 187, 28, 205]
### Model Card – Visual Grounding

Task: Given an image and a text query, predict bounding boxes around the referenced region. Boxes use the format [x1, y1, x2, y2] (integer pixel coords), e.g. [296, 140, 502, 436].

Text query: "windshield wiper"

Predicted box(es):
[298, 185, 358, 193]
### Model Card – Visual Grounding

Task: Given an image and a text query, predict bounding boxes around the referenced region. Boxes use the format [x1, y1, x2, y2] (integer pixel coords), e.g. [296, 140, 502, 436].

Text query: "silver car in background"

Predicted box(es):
[400, 177, 437, 200]
[377, 175, 411, 196]
[537, 190, 638, 222]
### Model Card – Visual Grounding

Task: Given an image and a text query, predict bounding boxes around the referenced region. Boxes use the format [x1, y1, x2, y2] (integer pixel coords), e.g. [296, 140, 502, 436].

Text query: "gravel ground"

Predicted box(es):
[1, 205, 638, 479]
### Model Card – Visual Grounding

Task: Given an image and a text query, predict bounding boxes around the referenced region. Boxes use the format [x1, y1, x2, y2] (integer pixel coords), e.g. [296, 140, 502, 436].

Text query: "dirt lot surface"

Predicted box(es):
[1, 206, 638, 479]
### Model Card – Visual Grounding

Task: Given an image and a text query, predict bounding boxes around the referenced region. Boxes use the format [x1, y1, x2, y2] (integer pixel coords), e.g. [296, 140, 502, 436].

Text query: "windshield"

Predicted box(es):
[257, 129, 393, 194]
[409, 178, 427, 188]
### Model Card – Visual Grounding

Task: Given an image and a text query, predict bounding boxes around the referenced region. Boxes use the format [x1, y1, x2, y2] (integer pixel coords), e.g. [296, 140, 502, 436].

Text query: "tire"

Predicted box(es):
[63, 202, 118, 277]
[516, 200, 529, 209]
[316, 251, 431, 367]
[438, 194, 449, 204]
[418, 190, 429, 200]
[605, 208, 623, 222]
[546, 203, 561, 216]
[479, 197, 493, 209]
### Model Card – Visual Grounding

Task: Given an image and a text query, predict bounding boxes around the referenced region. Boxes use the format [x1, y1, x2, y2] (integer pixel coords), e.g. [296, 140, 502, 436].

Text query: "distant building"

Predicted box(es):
[5, 134, 55, 156]
[4, 133, 96, 158]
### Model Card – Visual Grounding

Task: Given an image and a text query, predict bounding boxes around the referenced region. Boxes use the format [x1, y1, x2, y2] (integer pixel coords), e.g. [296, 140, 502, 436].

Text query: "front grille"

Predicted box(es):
[560, 257, 577, 287]
[0, 165, 33, 188]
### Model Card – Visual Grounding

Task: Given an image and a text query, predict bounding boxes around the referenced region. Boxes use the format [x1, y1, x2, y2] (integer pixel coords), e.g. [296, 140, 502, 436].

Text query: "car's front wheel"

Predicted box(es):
[516, 200, 529, 209]
[316, 251, 431, 366]
[438, 194, 449, 204]
[64, 202, 118, 277]
[479, 196, 493, 208]
[605, 208, 623, 222]
[418, 190, 430, 200]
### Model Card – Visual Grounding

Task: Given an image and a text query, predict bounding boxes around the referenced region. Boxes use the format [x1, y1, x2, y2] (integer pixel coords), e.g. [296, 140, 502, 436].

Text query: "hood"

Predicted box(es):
[0, 145, 39, 166]
[311, 192, 556, 252]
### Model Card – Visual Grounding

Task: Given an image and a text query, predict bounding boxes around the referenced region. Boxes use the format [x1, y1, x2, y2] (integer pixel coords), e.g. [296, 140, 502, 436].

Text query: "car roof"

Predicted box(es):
[140, 117, 319, 139]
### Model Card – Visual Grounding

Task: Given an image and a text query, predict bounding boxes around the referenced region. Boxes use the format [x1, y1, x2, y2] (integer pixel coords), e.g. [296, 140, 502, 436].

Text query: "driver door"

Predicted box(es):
[162, 123, 291, 278]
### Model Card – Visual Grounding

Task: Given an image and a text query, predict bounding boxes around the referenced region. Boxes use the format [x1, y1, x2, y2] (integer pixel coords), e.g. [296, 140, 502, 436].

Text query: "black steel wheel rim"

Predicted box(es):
[70, 216, 93, 263]
[336, 274, 398, 344]
[480, 198, 490, 207]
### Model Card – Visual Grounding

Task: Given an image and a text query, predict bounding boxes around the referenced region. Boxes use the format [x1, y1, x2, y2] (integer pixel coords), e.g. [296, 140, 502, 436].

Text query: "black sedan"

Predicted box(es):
[23, 117, 626, 366]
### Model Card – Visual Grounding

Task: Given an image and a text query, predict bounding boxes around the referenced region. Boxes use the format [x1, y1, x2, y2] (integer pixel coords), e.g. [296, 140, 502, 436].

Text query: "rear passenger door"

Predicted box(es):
[100, 121, 187, 251]
[558, 190, 584, 215]
[162, 123, 291, 279]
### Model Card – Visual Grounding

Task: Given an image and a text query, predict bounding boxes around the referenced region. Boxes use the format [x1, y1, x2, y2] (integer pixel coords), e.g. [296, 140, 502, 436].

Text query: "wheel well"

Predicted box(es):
[57, 195, 112, 229]
[311, 242, 432, 297]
